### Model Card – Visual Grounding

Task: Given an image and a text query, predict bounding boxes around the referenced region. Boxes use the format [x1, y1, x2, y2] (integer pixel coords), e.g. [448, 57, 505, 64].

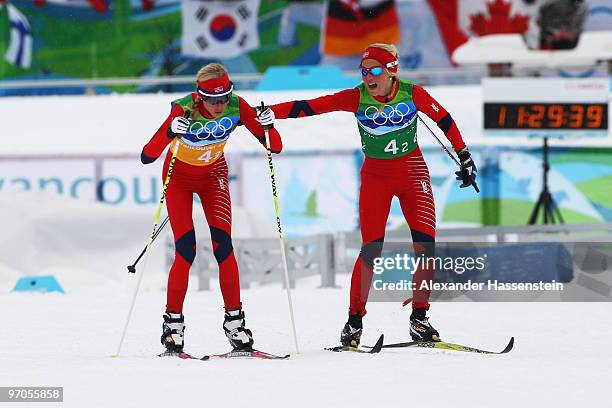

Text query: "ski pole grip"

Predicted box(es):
[259, 101, 272, 131]
[173, 110, 190, 141]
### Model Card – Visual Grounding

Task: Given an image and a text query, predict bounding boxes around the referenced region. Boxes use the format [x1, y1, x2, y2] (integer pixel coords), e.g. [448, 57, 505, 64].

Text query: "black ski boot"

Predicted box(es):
[223, 309, 254, 351]
[340, 313, 363, 347]
[161, 312, 185, 352]
[410, 308, 441, 342]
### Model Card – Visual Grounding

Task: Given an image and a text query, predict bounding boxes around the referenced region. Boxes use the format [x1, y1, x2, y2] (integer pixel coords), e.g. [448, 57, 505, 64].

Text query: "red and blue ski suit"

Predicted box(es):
[270, 81, 466, 315]
[142, 92, 282, 313]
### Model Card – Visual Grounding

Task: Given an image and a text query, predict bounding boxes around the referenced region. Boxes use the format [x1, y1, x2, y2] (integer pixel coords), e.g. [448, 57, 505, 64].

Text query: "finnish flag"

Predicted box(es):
[181, 0, 260, 59]
[5, 4, 32, 68]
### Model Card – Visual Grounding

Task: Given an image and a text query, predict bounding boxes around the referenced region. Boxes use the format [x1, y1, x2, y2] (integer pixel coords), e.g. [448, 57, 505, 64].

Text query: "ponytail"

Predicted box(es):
[191, 95, 202, 120]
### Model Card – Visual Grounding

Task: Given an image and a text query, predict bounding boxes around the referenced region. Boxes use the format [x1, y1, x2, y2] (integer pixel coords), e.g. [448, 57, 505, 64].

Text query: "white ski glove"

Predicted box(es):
[256, 107, 275, 128]
[169, 116, 190, 137]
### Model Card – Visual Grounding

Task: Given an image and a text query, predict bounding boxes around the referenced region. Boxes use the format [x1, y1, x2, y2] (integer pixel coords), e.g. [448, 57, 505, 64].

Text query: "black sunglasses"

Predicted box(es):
[202, 94, 231, 105]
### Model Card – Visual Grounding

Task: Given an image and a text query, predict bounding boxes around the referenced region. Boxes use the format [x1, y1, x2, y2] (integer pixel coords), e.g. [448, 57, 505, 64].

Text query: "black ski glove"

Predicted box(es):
[455, 146, 479, 193]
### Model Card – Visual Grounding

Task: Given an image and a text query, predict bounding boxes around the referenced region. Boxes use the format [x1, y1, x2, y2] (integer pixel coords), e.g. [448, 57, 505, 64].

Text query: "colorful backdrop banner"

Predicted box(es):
[0, 0, 611, 93]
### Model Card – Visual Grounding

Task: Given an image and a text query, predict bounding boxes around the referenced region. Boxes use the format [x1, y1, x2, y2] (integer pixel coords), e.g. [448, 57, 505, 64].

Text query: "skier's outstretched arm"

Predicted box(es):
[268, 88, 361, 119]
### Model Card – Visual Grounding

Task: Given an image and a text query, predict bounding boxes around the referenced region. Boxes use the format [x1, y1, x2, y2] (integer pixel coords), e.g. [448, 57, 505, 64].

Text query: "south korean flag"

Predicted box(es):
[181, 0, 260, 59]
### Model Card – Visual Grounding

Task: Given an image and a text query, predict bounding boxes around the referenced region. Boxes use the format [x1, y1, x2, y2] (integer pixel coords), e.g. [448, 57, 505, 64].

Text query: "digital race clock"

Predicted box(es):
[484, 102, 607, 130]
[483, 78, 609, 138]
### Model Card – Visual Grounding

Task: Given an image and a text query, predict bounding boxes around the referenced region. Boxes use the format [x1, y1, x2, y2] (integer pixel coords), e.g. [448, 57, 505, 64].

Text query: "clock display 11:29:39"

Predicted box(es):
[484, 103, 608, 130]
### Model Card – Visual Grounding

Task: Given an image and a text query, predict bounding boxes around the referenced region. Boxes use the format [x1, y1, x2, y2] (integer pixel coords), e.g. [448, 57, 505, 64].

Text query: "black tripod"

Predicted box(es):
[528, 137, 564, 225]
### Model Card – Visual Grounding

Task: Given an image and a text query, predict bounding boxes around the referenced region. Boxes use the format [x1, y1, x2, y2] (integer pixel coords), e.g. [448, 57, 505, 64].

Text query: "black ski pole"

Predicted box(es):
[417, 114, 480, 193]
[127, 215, 170, 273]
[126, 109, 191, 274]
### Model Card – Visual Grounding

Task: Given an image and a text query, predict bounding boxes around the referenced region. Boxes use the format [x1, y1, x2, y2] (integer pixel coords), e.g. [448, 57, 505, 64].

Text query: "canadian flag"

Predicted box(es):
[428, 0, 540, 61]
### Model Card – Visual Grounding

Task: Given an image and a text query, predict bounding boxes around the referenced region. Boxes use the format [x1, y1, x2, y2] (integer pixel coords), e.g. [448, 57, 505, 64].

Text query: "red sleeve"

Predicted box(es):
[141, 103, 185, 164]
[413, 85, 466, 153]
[238, 97, 283, 153]
[269, 88, 360, 119]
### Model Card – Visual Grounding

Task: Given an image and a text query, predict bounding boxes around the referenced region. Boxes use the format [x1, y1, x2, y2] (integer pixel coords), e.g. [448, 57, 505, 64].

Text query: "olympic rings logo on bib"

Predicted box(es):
[188, 117, 235, 141]
[364, 103, 412, 126]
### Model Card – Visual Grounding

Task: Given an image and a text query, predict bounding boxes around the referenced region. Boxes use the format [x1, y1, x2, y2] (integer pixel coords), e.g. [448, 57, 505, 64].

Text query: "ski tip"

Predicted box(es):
[325, 334, 384, 353]
[369, 334, 385, 353]
[268, 354, 291, 360]
[500, 337, 515, 354]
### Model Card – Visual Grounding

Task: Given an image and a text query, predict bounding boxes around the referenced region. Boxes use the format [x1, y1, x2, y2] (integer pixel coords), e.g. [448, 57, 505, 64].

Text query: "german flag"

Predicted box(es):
[322, 0, 400, 57]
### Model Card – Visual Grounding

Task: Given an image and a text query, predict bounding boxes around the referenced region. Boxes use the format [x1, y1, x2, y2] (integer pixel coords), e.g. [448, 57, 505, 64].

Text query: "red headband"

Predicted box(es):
[196, 73, 232, 96]
[360, 47, 399, 73]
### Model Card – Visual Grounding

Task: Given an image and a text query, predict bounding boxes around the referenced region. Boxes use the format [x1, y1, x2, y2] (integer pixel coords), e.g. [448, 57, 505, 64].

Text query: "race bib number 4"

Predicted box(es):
[173, 140, 227, 166]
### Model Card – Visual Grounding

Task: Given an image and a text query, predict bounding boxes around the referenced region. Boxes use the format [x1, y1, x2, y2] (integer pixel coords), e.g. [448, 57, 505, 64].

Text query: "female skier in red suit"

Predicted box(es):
[141, 63, 282, 353]
[256, 43, 477, 346]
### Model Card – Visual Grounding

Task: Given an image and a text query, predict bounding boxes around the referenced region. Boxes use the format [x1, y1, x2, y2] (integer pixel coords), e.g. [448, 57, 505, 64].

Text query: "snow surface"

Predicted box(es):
[0, 192, 609, 408]
[2, 269, 611, 408]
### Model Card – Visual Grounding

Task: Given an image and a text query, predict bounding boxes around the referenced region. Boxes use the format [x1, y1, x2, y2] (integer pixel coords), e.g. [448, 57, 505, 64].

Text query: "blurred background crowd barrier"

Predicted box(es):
[176, 223, 612, 302]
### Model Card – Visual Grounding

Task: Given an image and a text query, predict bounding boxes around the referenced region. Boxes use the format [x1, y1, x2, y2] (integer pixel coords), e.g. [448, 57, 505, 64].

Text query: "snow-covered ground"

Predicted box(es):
[2, 271, 611, 408]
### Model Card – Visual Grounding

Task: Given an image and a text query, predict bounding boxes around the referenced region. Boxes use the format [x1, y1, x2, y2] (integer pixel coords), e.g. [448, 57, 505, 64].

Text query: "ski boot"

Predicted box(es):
[340, 313, 363, 347]
[161, 312, 185, 352]
[223, 309, 254, 351]
[410, 308, 441, 342]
